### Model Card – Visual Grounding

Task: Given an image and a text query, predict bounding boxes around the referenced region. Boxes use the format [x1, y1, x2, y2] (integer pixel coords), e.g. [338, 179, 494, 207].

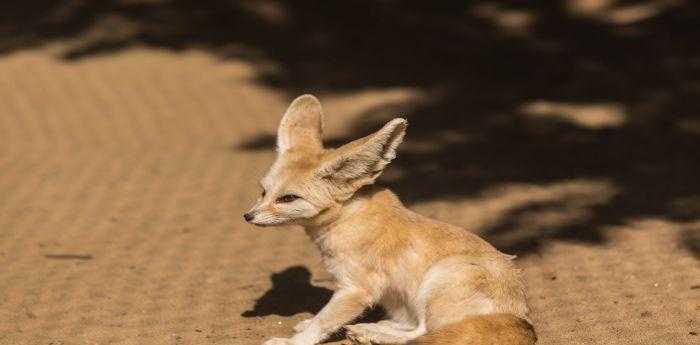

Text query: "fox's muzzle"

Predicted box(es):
[243, 212, 254, 222]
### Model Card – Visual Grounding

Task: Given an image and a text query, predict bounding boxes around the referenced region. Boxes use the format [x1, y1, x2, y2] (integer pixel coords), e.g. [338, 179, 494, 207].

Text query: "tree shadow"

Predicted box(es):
[681, 228, 700, 260]
[241, 266, 333, 317]
[2, 0, 699, 258]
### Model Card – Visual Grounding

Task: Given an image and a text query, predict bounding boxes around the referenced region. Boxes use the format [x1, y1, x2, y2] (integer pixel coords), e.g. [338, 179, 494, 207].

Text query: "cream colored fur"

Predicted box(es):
[245, 95, 535, 345]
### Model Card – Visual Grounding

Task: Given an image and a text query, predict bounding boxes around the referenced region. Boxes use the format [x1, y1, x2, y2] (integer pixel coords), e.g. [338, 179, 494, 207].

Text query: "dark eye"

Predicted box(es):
[261, 189, 266, 197]
[278, 194, 300, 203]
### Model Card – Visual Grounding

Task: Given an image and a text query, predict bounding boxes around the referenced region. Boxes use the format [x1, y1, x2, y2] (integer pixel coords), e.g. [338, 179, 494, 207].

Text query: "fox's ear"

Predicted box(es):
[318, 118, 407, 197]
[277, 94, 324, 153]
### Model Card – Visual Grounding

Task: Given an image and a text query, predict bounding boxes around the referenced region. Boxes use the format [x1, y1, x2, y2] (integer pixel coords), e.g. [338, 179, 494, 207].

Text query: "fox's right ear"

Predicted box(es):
[277, 94, 324, 153]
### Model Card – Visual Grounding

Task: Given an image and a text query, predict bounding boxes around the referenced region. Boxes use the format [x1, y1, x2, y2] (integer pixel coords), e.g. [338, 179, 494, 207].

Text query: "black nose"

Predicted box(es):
[243, 212, 254, 222]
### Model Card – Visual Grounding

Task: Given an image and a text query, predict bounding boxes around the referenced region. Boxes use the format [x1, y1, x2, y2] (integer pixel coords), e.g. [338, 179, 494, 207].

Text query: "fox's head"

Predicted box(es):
[244, 94, 407, 227]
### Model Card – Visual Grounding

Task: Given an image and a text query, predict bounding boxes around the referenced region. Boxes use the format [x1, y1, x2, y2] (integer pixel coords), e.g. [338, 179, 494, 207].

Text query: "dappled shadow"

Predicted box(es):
[231, 0, 700, 257]
[681, 228, 700, 259]
[241, 266, 333, 317]
[3, 1, 699, 257]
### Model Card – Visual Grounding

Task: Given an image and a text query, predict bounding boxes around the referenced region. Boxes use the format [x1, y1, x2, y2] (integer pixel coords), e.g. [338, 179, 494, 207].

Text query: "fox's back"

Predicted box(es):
[337, 187, 504, 260]
[318, 187, 524, 296]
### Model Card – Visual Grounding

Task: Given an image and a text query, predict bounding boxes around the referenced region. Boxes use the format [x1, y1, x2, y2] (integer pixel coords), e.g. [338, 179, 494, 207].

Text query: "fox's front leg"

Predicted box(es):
[293, 318, 312, 333]
[263, 288, 373, 345]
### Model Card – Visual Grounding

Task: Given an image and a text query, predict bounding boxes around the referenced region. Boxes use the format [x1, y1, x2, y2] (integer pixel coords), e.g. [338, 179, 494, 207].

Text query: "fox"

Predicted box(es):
[244, 95, 536, 345]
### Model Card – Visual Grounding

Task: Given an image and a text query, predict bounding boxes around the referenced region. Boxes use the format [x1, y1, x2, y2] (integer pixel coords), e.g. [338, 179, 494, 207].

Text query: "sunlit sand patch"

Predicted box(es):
[566, 0, 617, 14]
[319, 88, 427, 138]
[240, 0, 290, 25]
[519, 100, 627, 129]
[471, 3, 537, 35]
[415, 179, 618, 236]
[565, 0, 683, 25]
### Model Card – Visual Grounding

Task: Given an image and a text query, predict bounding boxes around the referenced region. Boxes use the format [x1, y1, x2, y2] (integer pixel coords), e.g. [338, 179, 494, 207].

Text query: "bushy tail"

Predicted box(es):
[409, 314, 536, 345]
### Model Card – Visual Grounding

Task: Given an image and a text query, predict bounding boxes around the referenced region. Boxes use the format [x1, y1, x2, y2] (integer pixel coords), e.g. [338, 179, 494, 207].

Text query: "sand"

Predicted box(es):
[0, 47, 698, 345]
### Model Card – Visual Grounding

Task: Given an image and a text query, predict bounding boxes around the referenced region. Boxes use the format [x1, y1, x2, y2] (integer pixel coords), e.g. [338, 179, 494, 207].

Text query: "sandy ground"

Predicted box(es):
[0, 47, 698, 345]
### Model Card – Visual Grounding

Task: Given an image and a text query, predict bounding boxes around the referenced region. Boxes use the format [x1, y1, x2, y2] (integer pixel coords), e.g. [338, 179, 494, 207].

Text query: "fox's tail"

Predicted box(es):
[409, 314, 536, 345]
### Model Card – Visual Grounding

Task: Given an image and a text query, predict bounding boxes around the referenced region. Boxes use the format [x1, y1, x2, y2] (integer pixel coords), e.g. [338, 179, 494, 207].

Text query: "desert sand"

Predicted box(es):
[0, 46, 697, 345]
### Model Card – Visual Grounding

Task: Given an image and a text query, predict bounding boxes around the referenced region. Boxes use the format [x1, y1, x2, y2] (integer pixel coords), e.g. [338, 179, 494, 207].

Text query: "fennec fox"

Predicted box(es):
[244, 95, 536, 345]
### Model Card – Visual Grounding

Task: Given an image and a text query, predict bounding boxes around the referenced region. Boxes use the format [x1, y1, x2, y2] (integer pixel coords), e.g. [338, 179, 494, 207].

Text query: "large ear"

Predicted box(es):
[317, 118, 407, 197]
[277, 94, 324, 153]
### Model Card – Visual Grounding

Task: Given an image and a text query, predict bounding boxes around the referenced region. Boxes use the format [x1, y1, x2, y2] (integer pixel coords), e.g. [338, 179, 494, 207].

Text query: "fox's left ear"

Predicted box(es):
[318, 118, 407, 198]
[277, 94, 324, 153]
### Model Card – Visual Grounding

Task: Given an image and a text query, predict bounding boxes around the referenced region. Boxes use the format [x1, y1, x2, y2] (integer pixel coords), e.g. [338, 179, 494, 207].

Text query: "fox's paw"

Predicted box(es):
[345, 325, 373, 345]
[262, 337, 295, 345]
[293, 319, 313, 333]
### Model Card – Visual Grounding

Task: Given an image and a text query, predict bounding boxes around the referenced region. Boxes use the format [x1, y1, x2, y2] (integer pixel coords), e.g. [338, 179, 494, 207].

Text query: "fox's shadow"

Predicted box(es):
[241, 266, 333, 317]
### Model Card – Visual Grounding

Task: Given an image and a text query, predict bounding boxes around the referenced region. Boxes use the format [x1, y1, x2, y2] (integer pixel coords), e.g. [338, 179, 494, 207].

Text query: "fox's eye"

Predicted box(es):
[278, 194, 300, 203]
[261, 189, 266, 198]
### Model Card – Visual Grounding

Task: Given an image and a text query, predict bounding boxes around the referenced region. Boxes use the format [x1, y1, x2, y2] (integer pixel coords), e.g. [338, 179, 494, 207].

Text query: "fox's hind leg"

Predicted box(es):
[345, 322, 426, 344]
[417, 256, 499, 331]
[344, 291, 427, 344]
[344, 296, 424, 344]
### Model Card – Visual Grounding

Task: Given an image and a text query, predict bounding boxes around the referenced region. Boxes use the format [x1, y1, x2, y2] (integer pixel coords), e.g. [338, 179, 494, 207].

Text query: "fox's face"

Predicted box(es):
[244, 148, 331, 227]
[244, 95, 407, 227]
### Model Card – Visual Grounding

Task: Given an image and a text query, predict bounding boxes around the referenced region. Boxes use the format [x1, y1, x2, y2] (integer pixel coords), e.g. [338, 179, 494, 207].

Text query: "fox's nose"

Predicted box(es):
[243, 212, 254, 222]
